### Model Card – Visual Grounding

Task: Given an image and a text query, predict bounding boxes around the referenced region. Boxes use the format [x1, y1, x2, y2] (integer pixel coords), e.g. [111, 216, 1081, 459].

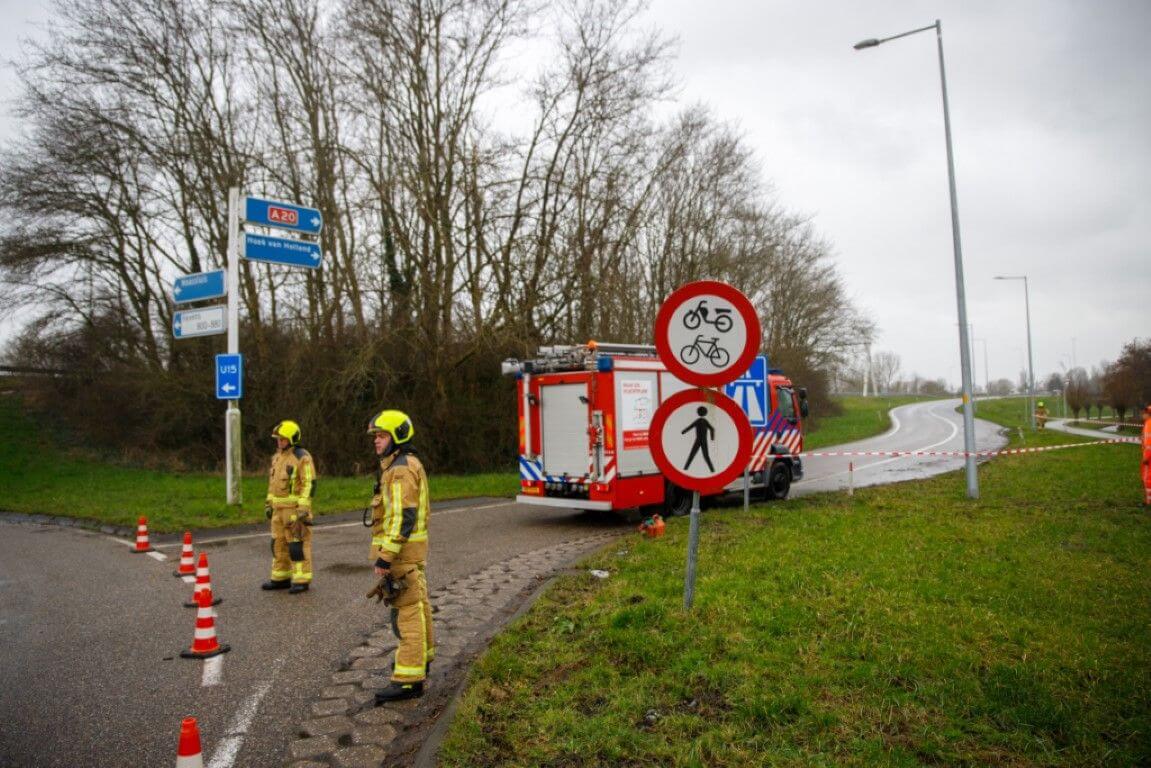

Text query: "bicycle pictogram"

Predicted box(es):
[682, 300, 733, 333]
[679, 335, 730, 368]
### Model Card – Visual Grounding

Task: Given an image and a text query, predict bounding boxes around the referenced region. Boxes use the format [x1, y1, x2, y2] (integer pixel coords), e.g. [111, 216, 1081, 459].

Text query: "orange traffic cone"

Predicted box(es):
[130, 516, 154, 553]
[184, 552, 223, 608]
[173, 531, 196, 577]
[175, 716, 205, 768]
[180, 587, 230, 659]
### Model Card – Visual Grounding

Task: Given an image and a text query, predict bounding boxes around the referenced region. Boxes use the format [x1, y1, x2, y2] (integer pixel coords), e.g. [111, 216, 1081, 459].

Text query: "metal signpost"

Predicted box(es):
[215, 188, 325, 505]
[651, 280, 760, 609]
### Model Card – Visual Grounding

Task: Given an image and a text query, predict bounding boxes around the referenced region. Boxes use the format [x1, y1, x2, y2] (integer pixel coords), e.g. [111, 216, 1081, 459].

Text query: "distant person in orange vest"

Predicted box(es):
[1034, 401, 1049, 430]
[1142, 405, 1151, 507]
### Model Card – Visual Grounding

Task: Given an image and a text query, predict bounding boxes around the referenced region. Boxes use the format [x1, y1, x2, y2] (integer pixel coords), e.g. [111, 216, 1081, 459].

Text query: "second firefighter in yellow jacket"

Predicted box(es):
[263, 420, 317, 594]
[367, 409, 435, 703]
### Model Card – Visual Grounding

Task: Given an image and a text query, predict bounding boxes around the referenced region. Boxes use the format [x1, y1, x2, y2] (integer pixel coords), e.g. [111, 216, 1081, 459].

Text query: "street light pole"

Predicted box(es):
[855, 19, 979, 499]
[995, 275, 1035, 429]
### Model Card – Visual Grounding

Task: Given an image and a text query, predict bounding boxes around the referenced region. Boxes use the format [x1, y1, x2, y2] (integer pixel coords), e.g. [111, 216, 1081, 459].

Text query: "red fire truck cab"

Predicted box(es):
[501, 342, 808, 516]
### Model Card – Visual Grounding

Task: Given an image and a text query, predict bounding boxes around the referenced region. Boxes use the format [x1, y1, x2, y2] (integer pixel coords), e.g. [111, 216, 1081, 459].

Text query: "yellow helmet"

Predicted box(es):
[367, 409, 414, 444]
[272, 420, 302, 447]
[1037, 401, 1044, 407]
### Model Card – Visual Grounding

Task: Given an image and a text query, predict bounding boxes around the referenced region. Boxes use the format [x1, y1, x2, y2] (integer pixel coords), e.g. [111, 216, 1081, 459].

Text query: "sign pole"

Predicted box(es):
[225, 186, 242, 506]
[683, 490, 701, 610]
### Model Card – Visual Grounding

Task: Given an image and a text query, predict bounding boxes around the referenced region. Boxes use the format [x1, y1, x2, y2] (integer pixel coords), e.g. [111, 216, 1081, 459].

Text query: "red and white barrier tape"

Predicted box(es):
[776, 437, 1139, 461]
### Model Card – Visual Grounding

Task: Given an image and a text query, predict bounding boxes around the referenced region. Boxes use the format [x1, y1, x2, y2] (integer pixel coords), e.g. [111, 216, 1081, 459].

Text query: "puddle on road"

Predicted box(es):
[323, 562, 366, 574]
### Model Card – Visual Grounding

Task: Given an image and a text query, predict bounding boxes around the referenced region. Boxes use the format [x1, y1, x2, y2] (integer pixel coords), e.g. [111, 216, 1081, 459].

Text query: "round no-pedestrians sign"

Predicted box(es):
[654, 280, 762, 388]
[650, 389, 752, 495]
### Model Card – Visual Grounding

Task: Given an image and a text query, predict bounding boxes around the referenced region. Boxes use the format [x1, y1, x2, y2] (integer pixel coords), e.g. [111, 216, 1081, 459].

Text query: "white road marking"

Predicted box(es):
[201, 655, 223, 687]
[816, 402, 964, 482]
[206, 659, 285, 768]
[182, 575, 195, 584]
[147, 551, 167, 562]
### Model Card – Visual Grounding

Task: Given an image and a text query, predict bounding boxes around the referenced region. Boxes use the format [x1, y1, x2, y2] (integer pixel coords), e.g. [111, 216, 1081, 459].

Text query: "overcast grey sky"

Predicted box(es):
[640, 0, 1150, 387]
[1, 1, 1147, 388]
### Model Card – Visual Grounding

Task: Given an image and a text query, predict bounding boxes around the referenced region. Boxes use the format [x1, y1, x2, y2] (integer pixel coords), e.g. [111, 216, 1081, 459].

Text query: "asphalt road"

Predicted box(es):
[794, 397, 1006, 495]
[0, 397, 1003, 767]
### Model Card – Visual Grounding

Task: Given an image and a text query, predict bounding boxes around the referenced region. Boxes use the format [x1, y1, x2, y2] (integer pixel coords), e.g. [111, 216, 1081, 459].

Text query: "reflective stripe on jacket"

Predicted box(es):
[370, 451, 430, 565]
[266, 447, 317, 510]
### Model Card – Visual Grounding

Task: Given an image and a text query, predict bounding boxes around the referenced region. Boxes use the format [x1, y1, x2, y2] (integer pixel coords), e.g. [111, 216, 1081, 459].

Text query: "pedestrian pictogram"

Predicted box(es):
[650, 389, 752, 495]
[682, 406, 716, 472]
[654, 281, 761, 387]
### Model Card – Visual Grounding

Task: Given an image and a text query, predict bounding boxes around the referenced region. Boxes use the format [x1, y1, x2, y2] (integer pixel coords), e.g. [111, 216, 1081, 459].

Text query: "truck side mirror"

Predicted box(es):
[800, 399, 809, 418]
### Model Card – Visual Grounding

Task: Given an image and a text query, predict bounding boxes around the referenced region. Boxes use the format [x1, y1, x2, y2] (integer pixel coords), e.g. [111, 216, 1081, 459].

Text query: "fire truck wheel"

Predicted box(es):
[664, 483, 692, 517]
[764, 462, 792, 500]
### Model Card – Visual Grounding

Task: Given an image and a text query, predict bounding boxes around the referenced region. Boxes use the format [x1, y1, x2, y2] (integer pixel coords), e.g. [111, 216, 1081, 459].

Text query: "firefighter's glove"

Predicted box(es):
[264, 503, 274, 520]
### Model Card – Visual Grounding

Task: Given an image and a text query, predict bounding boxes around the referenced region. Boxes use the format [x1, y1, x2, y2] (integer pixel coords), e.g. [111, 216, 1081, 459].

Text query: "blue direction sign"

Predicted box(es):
[215, 354, 243, 400]
[173, 269, 226, 304]
[173, 305, 227, 339]
[244, 196, 323, 235]
[724, 355, 769, 427]
[242, 233, 322, 269]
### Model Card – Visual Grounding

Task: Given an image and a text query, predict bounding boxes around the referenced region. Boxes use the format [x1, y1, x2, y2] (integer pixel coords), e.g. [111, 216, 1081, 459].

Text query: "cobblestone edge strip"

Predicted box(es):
[285, 532, 624, 768]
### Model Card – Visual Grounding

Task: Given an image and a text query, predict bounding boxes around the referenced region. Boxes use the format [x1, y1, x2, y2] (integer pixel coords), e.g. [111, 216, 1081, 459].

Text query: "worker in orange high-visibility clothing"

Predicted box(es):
[366, 409, 434, 703]
[1142, 405, 1151, 507]
[263, 420, 317, 594]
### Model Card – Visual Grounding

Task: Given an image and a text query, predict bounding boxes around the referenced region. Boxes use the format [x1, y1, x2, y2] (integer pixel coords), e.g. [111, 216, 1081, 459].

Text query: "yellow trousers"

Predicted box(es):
[390, 562, 435, 683]
[270, 507, 313, 584]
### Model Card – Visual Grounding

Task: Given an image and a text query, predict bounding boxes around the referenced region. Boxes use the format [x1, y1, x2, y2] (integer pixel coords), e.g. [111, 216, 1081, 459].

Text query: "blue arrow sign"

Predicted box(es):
[173, 269, 226, 304]
[244, 196, 323, 235]
[724, 355, 768, 426]
[215, 353, 243, 400]
[242, 233, 322, 269]
[173, 305, 227, 339]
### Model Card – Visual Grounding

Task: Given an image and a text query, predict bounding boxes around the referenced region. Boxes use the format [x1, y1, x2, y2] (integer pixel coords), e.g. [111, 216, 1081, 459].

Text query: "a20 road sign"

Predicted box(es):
[244, 196, 323, 235]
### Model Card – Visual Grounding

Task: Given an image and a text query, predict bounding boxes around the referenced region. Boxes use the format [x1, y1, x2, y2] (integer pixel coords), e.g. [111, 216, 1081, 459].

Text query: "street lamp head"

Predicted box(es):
[853, 38, 881, 50]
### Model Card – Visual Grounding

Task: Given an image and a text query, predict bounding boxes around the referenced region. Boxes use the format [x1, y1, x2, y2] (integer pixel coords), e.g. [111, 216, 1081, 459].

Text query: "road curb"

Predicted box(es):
[285, 532, 625, 768]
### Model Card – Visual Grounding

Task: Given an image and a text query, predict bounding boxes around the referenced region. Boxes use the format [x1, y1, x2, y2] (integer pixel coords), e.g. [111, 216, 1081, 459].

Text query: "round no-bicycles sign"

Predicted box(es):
[654, 280, 762, 388]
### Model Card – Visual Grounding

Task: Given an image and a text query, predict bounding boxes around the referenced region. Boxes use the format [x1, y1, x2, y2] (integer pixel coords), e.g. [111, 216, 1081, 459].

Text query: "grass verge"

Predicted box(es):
[0, 394, 517, 531]
[440, 409, 1150, 766]
[0, 390, 916, 531]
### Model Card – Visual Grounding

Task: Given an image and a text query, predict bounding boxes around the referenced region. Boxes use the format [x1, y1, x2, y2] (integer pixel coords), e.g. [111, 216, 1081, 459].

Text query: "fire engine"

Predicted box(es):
[501, 341, 808, 516]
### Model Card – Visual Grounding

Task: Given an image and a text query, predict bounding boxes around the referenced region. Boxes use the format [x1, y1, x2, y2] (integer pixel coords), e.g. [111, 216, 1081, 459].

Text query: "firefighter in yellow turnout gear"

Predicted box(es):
[367, 409, 435, 703]
[262, 420, 317, 594]
[1035, 401, 1049, 430]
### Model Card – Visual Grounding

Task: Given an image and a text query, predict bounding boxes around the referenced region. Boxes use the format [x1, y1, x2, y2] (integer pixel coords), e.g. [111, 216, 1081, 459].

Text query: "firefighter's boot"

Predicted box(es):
[288, 582, 310, 594]
[261, 579, 291, 590]
[374, 681, 424, 704]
